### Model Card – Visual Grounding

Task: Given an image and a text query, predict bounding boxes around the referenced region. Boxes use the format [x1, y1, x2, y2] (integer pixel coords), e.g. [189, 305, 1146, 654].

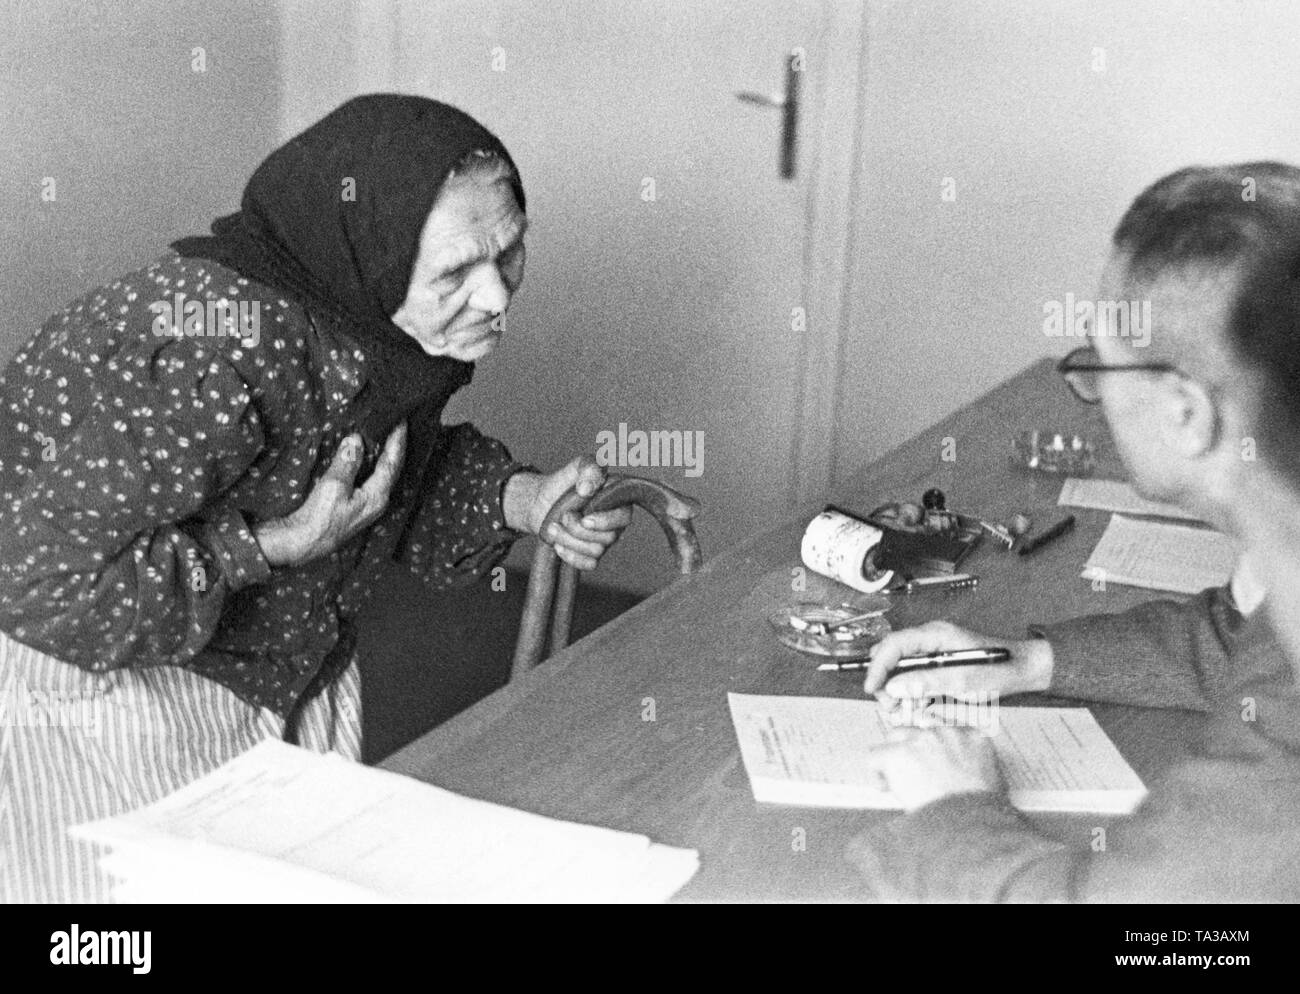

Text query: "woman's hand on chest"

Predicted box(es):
[253, 423, 407, 568]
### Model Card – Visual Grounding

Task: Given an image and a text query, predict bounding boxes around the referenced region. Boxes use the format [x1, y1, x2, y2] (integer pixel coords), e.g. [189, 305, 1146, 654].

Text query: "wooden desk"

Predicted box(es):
[383, 358, 1207, 900]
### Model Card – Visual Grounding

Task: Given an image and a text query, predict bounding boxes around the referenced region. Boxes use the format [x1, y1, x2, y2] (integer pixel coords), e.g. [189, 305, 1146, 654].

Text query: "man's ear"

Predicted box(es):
[1163, 374, 1220, 458]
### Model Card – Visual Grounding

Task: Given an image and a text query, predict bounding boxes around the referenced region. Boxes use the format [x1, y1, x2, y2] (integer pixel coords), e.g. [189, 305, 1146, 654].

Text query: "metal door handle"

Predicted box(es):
[735, 54, 800, 180]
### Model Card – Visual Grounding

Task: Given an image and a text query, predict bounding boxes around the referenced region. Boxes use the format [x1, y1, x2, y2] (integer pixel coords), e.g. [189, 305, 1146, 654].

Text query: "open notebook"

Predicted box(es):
[70, 740, 698, 903]
[728, 693, 1147, 815]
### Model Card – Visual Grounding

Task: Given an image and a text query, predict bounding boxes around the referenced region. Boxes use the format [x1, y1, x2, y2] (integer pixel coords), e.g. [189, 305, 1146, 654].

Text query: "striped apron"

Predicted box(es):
[0, 630, 362, 903]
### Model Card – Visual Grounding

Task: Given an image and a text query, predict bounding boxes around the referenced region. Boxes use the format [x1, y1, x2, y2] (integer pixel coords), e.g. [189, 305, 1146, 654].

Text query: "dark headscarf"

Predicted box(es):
[172, 93, 526, 558]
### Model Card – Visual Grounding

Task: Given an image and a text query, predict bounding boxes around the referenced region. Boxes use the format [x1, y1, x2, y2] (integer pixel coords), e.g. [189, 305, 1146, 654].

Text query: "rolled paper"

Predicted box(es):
[800, 510, 895, 594]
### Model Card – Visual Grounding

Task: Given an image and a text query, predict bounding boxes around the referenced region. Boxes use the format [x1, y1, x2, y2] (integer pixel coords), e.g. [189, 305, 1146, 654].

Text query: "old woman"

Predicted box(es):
[0, 95, 630, 901]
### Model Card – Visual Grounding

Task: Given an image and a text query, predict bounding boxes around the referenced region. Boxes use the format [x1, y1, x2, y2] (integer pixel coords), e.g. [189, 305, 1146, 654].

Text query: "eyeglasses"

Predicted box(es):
[1056, 346, 1179, 404]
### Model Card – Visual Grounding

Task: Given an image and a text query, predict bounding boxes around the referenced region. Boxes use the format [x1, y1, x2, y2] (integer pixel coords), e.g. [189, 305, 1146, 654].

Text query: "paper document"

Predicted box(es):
[728, 693, 1147, 815]
[1082, 514, 1235, 595]
[71, 740, 699, 903]
[1058, 477, 1202, 523]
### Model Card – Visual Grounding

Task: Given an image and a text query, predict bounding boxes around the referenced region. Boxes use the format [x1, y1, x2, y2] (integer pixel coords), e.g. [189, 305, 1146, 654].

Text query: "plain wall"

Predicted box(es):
[833, 0, 1300, 480]
[0, 0, 280, 361]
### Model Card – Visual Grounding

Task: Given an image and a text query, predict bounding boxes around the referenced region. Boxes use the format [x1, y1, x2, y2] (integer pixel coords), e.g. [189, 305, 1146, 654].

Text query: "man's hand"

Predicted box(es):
[866, 726, 1005, 812]
[864, 620, 1054, 706]
[503, 456, 632, 570]
[254, 424, 407, 568]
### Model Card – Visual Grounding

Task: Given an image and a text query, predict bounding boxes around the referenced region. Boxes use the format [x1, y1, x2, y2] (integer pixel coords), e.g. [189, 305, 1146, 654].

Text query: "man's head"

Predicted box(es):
[1086, 163, 1300, 522]
[391, 150, 527, 361]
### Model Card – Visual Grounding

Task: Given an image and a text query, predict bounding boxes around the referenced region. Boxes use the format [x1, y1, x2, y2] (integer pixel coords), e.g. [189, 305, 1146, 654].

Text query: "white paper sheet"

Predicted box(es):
[71, 739, 699, 903]
[728, 693, 1147, 815]
[1082, 514, 1235, 595]
[1058, 477, 1202, 523]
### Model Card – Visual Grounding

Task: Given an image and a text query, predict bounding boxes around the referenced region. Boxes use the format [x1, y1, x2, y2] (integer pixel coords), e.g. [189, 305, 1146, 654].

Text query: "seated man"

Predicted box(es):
[847, 162, 1300, 902]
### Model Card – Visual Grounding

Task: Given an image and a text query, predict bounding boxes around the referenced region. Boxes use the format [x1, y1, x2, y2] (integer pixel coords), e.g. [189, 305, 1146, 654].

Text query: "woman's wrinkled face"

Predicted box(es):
[391, 169, 527, 361]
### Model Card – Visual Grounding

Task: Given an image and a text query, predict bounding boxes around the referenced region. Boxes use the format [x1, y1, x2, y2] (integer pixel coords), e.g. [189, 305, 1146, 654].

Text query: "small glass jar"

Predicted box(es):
[1011, 429, 1096, 475]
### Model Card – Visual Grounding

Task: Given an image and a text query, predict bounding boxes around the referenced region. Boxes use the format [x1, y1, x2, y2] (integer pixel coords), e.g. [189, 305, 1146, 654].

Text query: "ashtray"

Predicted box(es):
[767, 600, 892, 659]
[1011, 429, 1096, 476]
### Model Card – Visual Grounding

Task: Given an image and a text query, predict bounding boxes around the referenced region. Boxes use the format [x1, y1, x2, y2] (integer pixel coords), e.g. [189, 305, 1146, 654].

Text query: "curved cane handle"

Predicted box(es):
[511, 474, 703, 681]
[537, 473, 702, 574]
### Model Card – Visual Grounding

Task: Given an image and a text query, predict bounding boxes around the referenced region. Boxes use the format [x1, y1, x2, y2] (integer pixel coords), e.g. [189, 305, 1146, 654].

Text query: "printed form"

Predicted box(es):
[728, 693, 1147, 815]
[1081, 514, 1236, 595]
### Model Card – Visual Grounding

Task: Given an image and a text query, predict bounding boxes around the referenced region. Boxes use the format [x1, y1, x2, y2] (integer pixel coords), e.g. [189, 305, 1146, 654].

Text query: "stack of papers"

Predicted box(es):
[1081, 514, 1235, 595]
[70, 740, 699, 903]
[728, 693, 1147, 815]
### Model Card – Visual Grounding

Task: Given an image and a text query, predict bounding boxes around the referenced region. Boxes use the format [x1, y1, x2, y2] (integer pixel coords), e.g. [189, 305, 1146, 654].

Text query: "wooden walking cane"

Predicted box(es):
[510, 474, 702, 681]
